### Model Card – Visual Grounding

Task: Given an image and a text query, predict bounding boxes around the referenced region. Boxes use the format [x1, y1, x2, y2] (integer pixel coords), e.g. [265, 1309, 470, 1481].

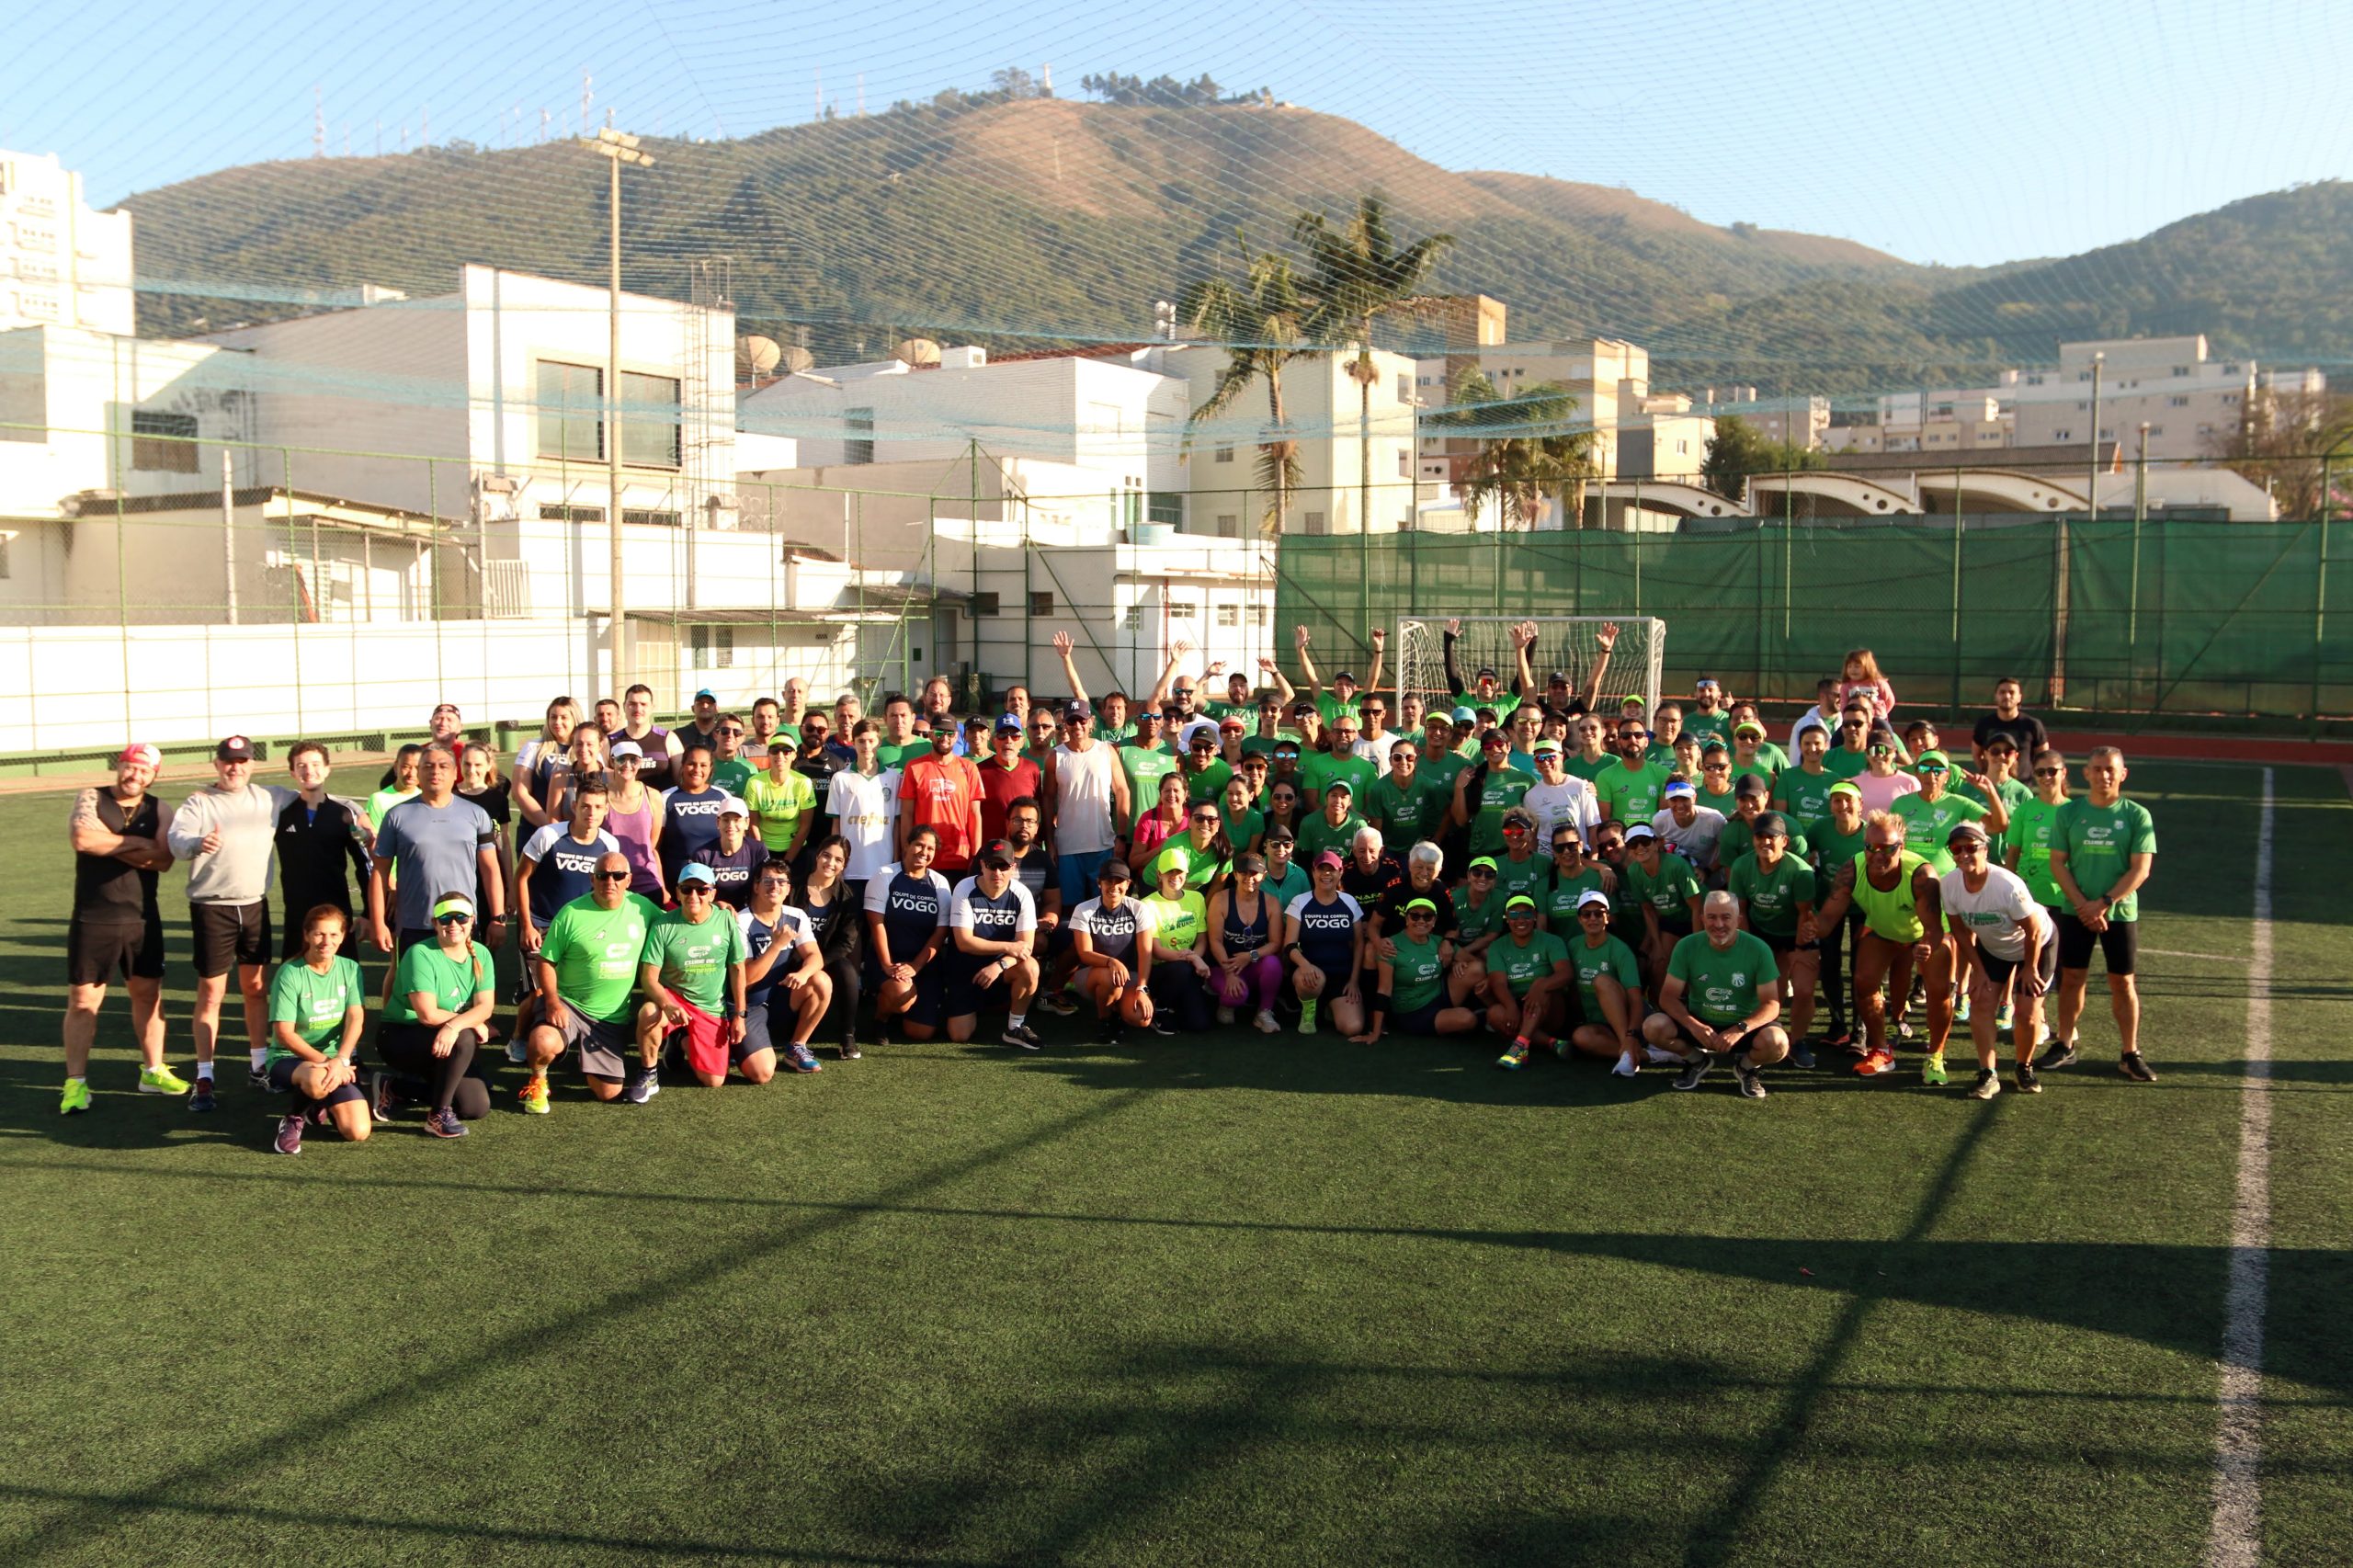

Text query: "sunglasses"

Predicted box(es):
[718, 726, 744, 736]
[431, 912, 472, 926]
[1470, 869, 1496, 879]
[1866, 843, 1902, 854]
[679, 885, 715, 896]
[1622, 732, 1649, 742]
[594, 869, 631, 881]
[2034, 767, 2063, 777]
[1552, 842, 1582, 853]
[1191, 813, 1220, 824]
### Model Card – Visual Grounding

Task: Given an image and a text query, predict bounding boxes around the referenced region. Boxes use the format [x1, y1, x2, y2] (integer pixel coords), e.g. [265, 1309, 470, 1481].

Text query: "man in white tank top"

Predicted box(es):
[1042, 699, 1131, 909]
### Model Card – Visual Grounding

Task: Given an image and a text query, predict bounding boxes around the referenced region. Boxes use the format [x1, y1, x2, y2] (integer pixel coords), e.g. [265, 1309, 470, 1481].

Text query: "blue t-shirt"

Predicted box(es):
[374, 795, 495, 932]
[520, 824, 621, 925]
[658, 785, 730, 882]
[862, 865, 950, 966]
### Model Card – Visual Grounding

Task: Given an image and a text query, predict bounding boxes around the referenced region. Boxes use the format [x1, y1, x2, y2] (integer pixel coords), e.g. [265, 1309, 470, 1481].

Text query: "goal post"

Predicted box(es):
[1392, 616, 1665, 719]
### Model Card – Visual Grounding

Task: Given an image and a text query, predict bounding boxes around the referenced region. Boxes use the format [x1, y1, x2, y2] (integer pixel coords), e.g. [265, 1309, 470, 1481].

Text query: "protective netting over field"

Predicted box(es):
[1276, 519, 2353, 722]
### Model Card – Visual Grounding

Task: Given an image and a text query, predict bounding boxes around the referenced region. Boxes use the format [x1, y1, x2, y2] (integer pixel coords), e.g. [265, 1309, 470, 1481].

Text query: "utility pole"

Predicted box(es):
[584, 127, 654, 697]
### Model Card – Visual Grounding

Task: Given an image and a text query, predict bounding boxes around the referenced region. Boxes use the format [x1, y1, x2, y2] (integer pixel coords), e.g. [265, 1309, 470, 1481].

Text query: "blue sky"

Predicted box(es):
[6, 0, 2349, 267]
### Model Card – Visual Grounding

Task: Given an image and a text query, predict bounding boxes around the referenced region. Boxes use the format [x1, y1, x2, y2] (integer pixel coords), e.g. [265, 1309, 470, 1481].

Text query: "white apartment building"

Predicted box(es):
[0, 151, 134, 336]
[1413, 336, 1717, 498]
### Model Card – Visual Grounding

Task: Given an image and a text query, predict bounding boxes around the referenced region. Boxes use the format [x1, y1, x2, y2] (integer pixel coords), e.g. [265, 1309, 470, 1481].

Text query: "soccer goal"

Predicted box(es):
[1392, 616, 1665, 718]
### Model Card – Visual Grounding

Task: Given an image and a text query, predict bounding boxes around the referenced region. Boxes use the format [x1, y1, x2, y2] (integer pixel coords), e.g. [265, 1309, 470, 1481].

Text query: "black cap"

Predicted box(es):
[216, 734, 256, 762]
[1733, 773, 1771, 798]
[976, 838, 1015, 868]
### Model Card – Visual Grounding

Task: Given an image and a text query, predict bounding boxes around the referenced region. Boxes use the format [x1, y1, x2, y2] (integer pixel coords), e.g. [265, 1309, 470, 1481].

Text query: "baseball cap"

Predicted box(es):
[995, 712, 1025, 734]
[1290, 698, 1319, 715]
[609, 739, 645, 761]
[676, 862, 717, 886]
[1468, 856, 1499, 875]
[1332, 670, 1358, 685]
[1322, 778, 1354, 798]
[1219, 714, 1246, 732]
[1733, 721, 1766, 738]
[1575, 889, 1612, 913]
[1063, 699, 1092, 721]
[1532, 739, 1563, 756]
[694, 687, 715, 700]
[1505, 893, 1539, 915]
[1404, 897, 1438, 915]
[1624, 823, 1658, 843]
[1233, 851, 1267, 876]
[1097, 858, 1132, 881]
[1547, 669, 1570, 685]
[1947, 821, 1990, 846]
[1700, 738, 1731, 755]
[215, 734, 255, 762]
[1663, 780, 1697, 800]
[978, 838, 1016, 868]
[1262, 824, 1295, 846]
[1450, 705, 1477, 724]
[1473, 665, 1498, 680]
[1827, 779, 1863, 801]
[1313, 849, 1345, 869]
[1182, 720, 1220, 750]
[1916, 749, 1953, 770]
[1754, 812, 1791, 839]
[119, 742, 162, 769]
[1734, 774, 1771, 799]
[716, 795, 748, 818]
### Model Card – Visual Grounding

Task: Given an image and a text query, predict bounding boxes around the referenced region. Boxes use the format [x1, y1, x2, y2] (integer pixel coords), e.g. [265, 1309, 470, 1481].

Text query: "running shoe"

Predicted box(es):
[2015, 1062, 2042, 1095]
[839, 1040, 862, 1061]
[1296, 1012, 1317, 1037]
[1610, 1051, 1638, 1078]
[1152, 1017, 1176, 1037]
[1095, 1016, 1117, 1045]
[2034, 1040, 2079, 1071]
[1254, 1009, 1280, 1035]
[1495, 1040, 1531, 1071]
[1969, 1068, 2002, 1101]
[1896, 1017, 1915, 1042]
[248, 1065, 270, 1091]
[624, 1064, 661, 1105]
[1853, 1048, 1897, 1077]
[1995, 1000, 2015, 1032]
[138, 1064, 190, 1096]
[2118, 1052, 2157, 1084]
[506, 1037, 529, 1065]
[1734, 1061, 1767, 1099]
[518, 1075, 551, 1115]
[272, 1111, 305, 1153]
[1921, 1054, 1950, 1086]
[1214, 1005, 1236, 1027]
[786, 1043, 823, 1073]
[369, 1072, 400, 1122]
[1672, 1052, 1713, 1091]
[1790, 1040, 1816, 1071]
[189, 1077, 218, 1113]
[425, 1107, 469, 1139]
[1038, 990, 1079, 1017]
[1644, 1044, 1682, 1065]
[1952, 994, 1972, 1026]
[59, 1080, 91, 1115]
[1824, 1027, 1855, 1049]
[1002, 1022, 1043, 1051]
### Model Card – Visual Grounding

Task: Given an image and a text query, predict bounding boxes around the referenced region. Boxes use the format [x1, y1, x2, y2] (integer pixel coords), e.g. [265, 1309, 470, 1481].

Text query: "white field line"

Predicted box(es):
[2143, 948, 2245, 962]
[2204, 765, 2274, 1568]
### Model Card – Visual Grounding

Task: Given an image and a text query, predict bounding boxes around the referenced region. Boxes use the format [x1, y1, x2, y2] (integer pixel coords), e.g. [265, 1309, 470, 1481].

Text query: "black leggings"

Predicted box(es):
[375, 1022, 491, 1118]
[1818, 910, 1864, 1032]
[1150, 961, 1215, 1032]
[820, 954, 863, 1046]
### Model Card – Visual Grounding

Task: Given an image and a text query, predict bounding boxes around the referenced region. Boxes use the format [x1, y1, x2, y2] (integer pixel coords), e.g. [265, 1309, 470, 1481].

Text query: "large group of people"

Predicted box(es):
[58, 623, 2159, 1151]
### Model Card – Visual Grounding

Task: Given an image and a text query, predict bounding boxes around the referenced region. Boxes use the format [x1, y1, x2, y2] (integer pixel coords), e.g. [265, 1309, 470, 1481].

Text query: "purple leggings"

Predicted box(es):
[1215, 953, 1285, 1011]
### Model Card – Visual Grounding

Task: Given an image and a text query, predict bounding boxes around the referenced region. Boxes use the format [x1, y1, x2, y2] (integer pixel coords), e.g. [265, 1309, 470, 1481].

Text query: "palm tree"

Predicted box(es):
[1292, 197, 1453, 537]
[1178, 241, 1315, 536]
[1431, 369, 1597, 530]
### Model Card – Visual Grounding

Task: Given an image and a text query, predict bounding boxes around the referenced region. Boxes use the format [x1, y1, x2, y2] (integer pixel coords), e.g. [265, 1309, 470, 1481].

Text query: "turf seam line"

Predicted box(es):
[2203, 764, 2272, 1568]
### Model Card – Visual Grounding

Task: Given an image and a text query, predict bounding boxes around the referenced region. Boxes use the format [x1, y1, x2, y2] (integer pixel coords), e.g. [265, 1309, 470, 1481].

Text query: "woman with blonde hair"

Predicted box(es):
[513, 696, 580, 829]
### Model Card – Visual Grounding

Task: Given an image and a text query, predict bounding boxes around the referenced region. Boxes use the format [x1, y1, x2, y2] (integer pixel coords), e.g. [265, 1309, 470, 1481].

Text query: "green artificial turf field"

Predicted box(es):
[2, 760, 2347, 1566]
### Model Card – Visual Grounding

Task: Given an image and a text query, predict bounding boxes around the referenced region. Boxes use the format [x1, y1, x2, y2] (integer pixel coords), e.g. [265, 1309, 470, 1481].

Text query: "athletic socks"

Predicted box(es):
[1300, 999, 1319, 1028]
[249, 1047, 267, 1073]
[196, 1062, 215, 1082]
[1007, 1011, 1027, 1032]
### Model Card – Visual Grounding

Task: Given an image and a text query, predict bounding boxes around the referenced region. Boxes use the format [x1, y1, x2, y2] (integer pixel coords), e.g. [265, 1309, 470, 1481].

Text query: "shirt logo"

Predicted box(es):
[1732, 972, 1748, 986]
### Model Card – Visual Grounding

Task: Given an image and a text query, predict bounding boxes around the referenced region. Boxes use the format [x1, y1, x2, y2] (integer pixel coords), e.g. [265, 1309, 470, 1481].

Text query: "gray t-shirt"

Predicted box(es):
[375, 795, 495, 931]
[168, 782, 301, 905]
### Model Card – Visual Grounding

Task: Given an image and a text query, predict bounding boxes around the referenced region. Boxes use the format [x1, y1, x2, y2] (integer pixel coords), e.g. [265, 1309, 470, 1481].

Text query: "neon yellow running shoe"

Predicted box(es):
[1921, 1053, 1949, 1086]
[518, 1075, 550, 1115]
[1495, 1040, 1531, 1071]
[60, 1079, 92, 1115]
[138, 1063, 191, 1096]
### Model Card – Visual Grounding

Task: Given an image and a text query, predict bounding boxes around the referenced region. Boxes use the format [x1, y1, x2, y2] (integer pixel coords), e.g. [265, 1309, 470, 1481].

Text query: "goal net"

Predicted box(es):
[1393, 616, 1665, 720]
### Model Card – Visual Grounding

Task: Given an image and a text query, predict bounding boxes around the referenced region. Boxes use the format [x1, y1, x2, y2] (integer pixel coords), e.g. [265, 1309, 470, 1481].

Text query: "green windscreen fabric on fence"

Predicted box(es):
[1274, 517, 2348, 722]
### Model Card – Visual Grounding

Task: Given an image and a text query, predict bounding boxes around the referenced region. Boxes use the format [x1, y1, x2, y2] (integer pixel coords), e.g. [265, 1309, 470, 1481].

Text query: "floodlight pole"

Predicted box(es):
[585, 127, 652, 697]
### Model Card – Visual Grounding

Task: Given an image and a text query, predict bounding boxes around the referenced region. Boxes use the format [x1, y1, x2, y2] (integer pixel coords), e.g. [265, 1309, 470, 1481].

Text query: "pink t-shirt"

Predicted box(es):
[1838, 677, 1897, 717]
[1854, 770, 1921, 816]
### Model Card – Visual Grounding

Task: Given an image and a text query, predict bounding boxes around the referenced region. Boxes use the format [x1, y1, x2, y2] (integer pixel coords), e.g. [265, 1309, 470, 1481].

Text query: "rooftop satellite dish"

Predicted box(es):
[737, 335, 782, 378]
[894, 337, 941, 367]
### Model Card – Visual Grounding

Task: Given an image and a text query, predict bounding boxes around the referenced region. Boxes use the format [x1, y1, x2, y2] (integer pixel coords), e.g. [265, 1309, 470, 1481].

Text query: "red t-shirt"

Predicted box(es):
[899, 752, 985, 868]
[977, 756, 1042, 845]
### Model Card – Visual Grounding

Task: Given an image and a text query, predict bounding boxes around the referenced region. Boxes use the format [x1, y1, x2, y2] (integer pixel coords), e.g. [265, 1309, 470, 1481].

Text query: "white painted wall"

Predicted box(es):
[0, 150, 134, 336]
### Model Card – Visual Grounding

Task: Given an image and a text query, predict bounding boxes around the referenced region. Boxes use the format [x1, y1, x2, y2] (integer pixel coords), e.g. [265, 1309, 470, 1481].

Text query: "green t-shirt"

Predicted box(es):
[1488, 930, 1570, 997]
[1493, 851, 1552, 908]
[1627, 852, 1702, 930]
[1891, 790, 1988, 874]
[1144, 891, 1208, 954]
[1773, 766, 1839, 827]
[710, 757, 757, 796]
[267, 955, 363, 1063]
[2006, 796, 2068, 907]
[1696, 784, 1742, 822]
[1563, 751, 1614, 784]
[878, 739, 930, 769]
[1161, 835, 1225, 893]
[2053, 796, 2157, 921]
[1595, 759, 1674, 827]
[1666, 929, 1779, 1026]
[1182, 758, 1233, 807]
[1120, 741, 1179, 807]
[642, 907, 748, 1013]
[1366, 773, 1446, 846]
[1569, 933, 1640, 1017]
[1824, 746, 1871, 779]
[742, 768, 816, 847]
[1417, 749, 1470, 801]
[1296, 812, 1368, 864]
[1201, 698, 1255, 722]
[1094, 719, 1138, 746]
[1540, 865, 1609, 931]
[386, 940, 493, 1026]
[1960, 774, 2035, 857]
[540, 892, 662, 1023]
[1728, 853, 1818, 937]
[1313, 690, 1361, 727]
[366, 785, 420, 831]
[1681, 711, 1733, 746]
[1220, 805, 1266, 853]
[1465, 765, 1536, 858]
[1238, 731, 1300, 758]
[1386, 930, 1449, 1015]
[1299, 749, 1378, 810]
[1452, 885, 1506, 947]
[1718, 816, 1810, 869]
[1262, 861, 1310, 913]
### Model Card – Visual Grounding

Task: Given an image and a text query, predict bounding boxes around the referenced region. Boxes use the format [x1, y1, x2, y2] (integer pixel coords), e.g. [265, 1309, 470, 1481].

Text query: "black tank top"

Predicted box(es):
[74, 790, 159, 925]
[1221, 888, 1271, 955]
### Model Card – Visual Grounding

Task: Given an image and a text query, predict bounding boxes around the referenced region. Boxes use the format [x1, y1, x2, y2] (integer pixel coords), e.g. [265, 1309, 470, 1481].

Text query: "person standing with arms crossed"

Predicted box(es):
[62, 744, 183, 1112]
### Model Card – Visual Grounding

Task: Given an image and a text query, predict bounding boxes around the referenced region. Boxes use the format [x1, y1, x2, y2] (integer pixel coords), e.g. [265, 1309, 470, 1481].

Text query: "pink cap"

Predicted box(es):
[1313, 849, 1345, 869]
[119, 743, 162, 769]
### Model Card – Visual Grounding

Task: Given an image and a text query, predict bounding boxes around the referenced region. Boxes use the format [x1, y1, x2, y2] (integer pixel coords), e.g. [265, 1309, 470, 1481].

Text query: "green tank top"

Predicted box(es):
[1849, 850, 1927, 942]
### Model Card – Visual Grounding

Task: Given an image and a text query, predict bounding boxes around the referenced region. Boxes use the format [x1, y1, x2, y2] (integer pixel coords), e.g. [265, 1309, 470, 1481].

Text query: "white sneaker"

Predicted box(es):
[1254, 1009, 1280, 1035]
[1611, 1051, 1639, 1078]
[1215, 1005, 1236, 1026]
[1644, 1044, 1679, 1065]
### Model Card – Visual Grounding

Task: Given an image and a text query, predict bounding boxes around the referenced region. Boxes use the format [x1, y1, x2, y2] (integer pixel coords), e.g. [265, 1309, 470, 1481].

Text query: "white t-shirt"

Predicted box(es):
[1051, 741, 1120, 855]
[1650, 805, 1729, 871]
[1524, 776, 1600, 842]
[825, 767, 902, 882]
[1939, 863, 2052, 962]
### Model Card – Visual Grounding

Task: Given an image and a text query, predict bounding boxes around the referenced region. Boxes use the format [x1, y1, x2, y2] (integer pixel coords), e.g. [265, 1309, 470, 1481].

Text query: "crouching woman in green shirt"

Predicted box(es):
[373, 892, 499, 1138]
[264, 903, 371, 1156]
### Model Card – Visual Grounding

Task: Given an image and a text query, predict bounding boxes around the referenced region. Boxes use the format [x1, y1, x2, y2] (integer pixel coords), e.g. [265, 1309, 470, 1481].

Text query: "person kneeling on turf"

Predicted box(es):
[1352, 896, 1480, 1043]
[944, 838, 1043, 1049]
[1142, 847, 1215, 1035]
[1645, 891, 1788, 1099]
[636, 863, 748, 1095]
[526, 852, 660, 1109]
[1070, 858, 1154, 1041]
[373, 892, 498, 1138]
[737, 860, 832, 1078]
[263, 903, 371, 1154]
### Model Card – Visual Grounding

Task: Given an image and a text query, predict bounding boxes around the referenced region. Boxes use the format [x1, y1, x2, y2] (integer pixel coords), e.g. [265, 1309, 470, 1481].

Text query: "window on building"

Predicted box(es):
[1213, 445, 1233, 463]
[536, 361, 603, 461]
[1121, 605, 1147, 631]
[619, 371, 681, 469]
[1215, 513, 1239, 537]
[972, 591, 1002, 617]
[2222, 393, 2240, 405]
[1217, 604, 1239, 628]
[2098, 427, 2113, 439]
[2148, 426, 2164, 437]
[0, 535, 11, 579]
[2173, 366, 2192, 377]
[1397, 450, 1412, 477]
[1029, 590, 1053, 617]
[539, 504, 604, 523]
[1169, 601, 1198, 619]
[2053, 429, 2074, 441]
[845, 407, 875, 464]
[1302, 510, 1327, 536]
[2170, 395, 2190, 407]
[1148, 492, 1183, 527]
[621, 508, 682, 528]
[689, 625, 734, 669]
[2026, 374, 2044, 386]
[1395, 372, 1412, 403]
[130, 411, 199, 472]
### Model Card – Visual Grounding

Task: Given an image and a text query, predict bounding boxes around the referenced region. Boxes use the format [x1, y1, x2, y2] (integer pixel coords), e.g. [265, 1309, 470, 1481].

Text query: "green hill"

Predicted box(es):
[113, 98, 2345, 396]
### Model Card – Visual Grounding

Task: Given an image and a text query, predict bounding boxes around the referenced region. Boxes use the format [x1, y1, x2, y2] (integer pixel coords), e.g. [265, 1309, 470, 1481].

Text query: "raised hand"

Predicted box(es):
[1051, 630, 1074, 656]
[1447, 618, 1461, 637]
[1294, 624, 1311, 649]
[1596, 621, 1620, 651]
